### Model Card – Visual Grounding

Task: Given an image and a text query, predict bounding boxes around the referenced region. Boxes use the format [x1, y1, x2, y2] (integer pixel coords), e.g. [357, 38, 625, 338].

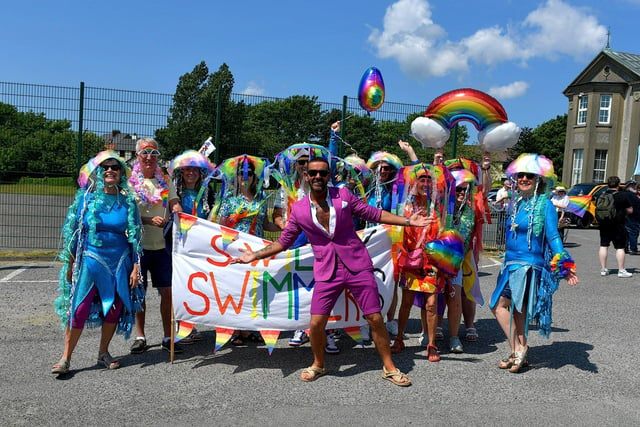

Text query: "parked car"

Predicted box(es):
[565, 182, 607, 228]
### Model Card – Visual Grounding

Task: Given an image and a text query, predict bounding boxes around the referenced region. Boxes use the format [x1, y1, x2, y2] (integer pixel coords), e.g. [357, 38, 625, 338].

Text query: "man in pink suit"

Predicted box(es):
[232, 157, 432, 386]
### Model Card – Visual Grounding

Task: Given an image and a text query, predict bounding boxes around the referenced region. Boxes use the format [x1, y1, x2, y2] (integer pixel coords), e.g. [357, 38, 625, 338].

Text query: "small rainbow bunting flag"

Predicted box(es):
[259, 330, 281, 355]
[177, 213, 198, 238]
[341, 326, 365, 347]
[220, 226, 240, 250]
[214, 327, 236, 352]
[174, 321, 195, 343]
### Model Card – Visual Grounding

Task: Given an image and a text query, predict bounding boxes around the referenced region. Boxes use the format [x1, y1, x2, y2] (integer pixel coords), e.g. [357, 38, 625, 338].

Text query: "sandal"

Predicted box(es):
[381, 367, 412, 387]
[390, 337, 405, 354]
[97, 352, 120, 370]
[51, 358, 70, 375]
[498, 353, 515, 369]
[435, 327, 444, 341]
[427, 345, 440, 362]
[465, 327, 478, 341]
[248, 333, 264, 343]
[300, 366, 327, 382]
[509, 346, 529, 373]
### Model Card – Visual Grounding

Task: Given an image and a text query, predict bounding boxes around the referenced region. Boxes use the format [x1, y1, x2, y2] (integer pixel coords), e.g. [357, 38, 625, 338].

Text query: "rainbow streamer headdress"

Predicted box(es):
[366, 151, 403, 171]
[213, 154, 271, 198]
[334, 154, 372, 198]
[77, 150, 130, 190]
[168, 150, 215, 178]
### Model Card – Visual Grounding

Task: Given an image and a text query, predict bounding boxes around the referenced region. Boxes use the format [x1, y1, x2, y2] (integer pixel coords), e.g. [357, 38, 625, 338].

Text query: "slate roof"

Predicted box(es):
[603, 48, 640, 78]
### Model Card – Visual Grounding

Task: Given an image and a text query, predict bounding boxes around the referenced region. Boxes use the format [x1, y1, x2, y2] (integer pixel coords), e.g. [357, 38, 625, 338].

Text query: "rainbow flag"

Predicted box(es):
[567, 195, 591, 218]
[259, 330, 281, 355]
[174, 321, 194, 343]
[214, 327, 236, 352]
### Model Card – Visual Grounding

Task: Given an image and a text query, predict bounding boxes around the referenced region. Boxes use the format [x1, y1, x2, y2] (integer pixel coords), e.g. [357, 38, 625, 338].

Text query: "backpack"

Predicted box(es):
[595, 191, 616, 222]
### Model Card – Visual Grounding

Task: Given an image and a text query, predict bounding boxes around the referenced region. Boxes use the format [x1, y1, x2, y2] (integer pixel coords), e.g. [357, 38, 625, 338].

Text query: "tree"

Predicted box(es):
[507, 115, 567, 177]
[156, 62, 235, 161]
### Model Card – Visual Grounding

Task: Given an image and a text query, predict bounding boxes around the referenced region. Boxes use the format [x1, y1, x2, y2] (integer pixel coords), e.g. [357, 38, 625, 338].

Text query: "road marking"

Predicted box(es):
[480, 257, 503, 269]
[0, 267, 29, 282]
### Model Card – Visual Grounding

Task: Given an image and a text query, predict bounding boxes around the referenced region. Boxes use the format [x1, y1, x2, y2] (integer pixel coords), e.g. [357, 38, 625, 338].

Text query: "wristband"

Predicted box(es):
[405, 217, 411, 226]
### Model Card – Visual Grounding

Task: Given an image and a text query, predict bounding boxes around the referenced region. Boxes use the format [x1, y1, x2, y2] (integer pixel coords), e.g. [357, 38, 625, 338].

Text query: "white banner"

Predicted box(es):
[171, 214, 395, 331]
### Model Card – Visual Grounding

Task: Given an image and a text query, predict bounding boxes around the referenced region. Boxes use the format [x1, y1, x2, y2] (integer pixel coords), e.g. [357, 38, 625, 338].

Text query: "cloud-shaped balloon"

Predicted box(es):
[478, 121, 521, 152]
[410, 116, 450, 149]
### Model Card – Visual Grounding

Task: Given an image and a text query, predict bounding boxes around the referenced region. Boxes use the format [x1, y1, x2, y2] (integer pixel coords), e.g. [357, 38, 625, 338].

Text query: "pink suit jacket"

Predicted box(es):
[277, 187, 382, 282]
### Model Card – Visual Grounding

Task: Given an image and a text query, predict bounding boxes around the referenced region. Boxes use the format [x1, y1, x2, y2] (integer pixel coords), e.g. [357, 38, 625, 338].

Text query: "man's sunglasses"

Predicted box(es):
[101, 163, 122, 171]
[307, 169, 330, 178]
[137, 148, 161, 157]
[516, 172, 536, 180]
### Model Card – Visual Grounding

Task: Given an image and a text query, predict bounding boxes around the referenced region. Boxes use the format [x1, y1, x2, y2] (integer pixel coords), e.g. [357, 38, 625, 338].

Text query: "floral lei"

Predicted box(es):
[130, 162, 169, 208]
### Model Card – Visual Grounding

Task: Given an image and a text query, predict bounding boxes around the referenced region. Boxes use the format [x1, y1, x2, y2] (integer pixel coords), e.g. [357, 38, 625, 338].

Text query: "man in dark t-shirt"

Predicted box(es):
[598, 176, 633, 277]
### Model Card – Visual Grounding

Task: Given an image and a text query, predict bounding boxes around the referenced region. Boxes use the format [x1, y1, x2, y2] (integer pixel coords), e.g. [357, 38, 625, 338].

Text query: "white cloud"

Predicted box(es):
[489, 81, 530, 99]
[241, 81, 266, 96]
[368, 0, 607, 79]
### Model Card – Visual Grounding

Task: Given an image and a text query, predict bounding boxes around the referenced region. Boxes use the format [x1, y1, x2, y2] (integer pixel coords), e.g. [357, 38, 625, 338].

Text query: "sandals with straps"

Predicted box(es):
[427, 345, 440, 362]
[97, 352, 120, 370]
[300, 366, 327, 382]
[465, 327, 479, 341]
[51, 358, 70, 375]
[381, 367, 412, 387]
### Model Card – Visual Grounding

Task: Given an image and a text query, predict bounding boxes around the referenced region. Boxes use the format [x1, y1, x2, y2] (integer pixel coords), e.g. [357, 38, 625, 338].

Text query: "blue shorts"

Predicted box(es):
[311, 258, 381, 316]
[140, 249, 172, 288]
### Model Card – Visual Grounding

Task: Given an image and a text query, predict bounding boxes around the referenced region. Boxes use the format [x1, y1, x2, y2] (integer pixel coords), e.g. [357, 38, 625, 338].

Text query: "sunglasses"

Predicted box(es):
[379, 165, 392, 172]
[456, 186, 468, 192]
[102, 163, 122, 171]
[307, 169, 330, 178]
[237, 171, 255, 177]
[516, 172, 536, 180]
[297, 159, 309, 165]
[137, 148, 161, 157]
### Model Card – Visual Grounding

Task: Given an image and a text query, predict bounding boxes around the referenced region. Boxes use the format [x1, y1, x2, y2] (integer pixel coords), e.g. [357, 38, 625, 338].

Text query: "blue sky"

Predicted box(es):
[3, 0, 640, 130]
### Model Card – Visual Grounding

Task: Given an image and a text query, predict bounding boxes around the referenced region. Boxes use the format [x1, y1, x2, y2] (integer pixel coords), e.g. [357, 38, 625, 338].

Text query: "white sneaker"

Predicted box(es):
[417, 332, 429, 347]
[600, 269, 608, 276]
[288, 329, 309, 346]
[618, 269, 632, 278]
[386, 320, 398, 337]
[325, 331, 340, 354]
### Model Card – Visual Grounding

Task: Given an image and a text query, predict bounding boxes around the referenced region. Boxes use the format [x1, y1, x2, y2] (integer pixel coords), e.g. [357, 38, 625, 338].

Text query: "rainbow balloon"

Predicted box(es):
[358, 67, 385, 114]
[425, 229, 465, 276]
[425, 88, 508, 131]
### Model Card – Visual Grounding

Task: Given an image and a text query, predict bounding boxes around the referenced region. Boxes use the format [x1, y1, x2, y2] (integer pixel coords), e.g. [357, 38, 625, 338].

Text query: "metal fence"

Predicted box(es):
[0, 81, 506, 252]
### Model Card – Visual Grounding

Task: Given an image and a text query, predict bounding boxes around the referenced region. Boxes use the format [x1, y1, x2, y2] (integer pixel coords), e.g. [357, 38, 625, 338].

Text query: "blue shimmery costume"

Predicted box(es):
[57, 192, 143, 338]
[490, 196, 570, 338]
[180, 188, 208, 219]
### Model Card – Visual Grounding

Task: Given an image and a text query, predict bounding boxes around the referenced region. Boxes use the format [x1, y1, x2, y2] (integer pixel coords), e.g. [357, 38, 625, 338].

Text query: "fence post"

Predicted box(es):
[77, 81, 85, 177]
[214, 84, 222, 166]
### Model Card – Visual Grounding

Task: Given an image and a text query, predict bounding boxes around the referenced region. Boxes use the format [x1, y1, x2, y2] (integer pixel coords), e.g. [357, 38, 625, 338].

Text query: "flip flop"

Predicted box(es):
[300, 366, 327, 382]
[381, 367, 412, 387]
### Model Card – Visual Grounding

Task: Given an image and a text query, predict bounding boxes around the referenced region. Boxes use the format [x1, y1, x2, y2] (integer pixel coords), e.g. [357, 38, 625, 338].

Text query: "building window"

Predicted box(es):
[598, 94, 611, 124]
[577, 95, 588, 125]
[572, 149, 583, 185]
[592, 149, 607, 182]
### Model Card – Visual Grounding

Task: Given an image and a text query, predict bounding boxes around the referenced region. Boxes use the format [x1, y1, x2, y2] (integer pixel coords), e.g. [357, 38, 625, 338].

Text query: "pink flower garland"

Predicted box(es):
[129, 162, 169, 208]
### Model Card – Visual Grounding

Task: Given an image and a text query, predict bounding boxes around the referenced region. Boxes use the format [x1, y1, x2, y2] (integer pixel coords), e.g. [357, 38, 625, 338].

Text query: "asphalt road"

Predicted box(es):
[1, 227, 639, 426]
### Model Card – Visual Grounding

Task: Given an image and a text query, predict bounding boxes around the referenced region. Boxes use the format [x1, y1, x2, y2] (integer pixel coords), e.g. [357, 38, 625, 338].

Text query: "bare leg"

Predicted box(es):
[387, 286, 398, 323]
[425, 293, 438, 348]
[462, 296, 476, 329]
[615, 248, 626, 271]
[445, 285, 462, 338]
[61, 326, 83, 360]
[366, 312, 408, 384]
[598, 246, 608, 270]
[301, 314, 329, 380]
[511, 309, 528, 352]
[134, 301, 146, 338]
[395, 288, 415, 338]
[99, 322, 118, 354]
[492, 296, 515, 353]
